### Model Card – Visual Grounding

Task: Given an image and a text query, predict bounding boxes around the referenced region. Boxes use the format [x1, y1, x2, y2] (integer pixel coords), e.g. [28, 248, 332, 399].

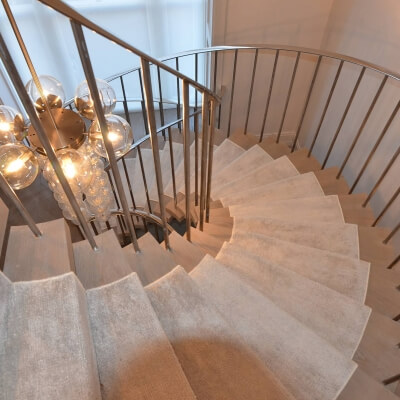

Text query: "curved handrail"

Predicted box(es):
[106, 45, 400, 83]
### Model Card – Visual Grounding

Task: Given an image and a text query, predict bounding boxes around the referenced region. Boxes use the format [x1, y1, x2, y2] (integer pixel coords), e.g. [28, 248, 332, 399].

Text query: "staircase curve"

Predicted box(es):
[0, 1, 399, 399]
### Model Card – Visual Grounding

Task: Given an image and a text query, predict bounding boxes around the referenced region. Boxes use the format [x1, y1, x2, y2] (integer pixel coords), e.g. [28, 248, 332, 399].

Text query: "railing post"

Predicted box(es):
[0, 32, 98, 250]
[0, 172, 42, 237]
[140, 58, 170, 249]
[70, 22, 138, 252]
[205, 99, 216, 223]
[199, 93, 209, 231]
[182, 80, 192, 240]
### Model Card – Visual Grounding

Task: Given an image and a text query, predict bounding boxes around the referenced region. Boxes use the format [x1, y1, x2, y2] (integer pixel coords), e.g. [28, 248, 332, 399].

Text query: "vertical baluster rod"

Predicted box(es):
[182, 80, 192, 239]
[157, 66, 166, 139]
[291, 55, 322, 152]
[140, 58, 170, 249]
[199, 93, 210, 230]
[350, 100, 400, 193]
[71, 22, 138, 251]
[383, 222, 400, 245]
[337, 75, 388, 178]
[322, 67, 366, 168]
[260, 50, 279, 142]
[308, 60, 344, 156]
[0, 172, 42, 237]
[244, 49, 259, 135]
[373, 187, 400, 226]
[194, 53, 200, 204]
[363, 145, 400, 206]
[227, 49, 238, 138]
[176, 57, 182, 132]
[276, 51, 300, 143]
[387, 253, 400, 269]
[205, 99, 216, 223]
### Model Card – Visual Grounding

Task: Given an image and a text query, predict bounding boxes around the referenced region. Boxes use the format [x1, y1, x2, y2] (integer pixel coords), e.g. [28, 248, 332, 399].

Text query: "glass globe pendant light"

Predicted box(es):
[75, 78, 116, 120]
[43, 148, 93, 193]
[25, 75, 66, 113]
[0, 105, 25, 144]
[0, 143, 39, 190]
[89, 114, 133, 158]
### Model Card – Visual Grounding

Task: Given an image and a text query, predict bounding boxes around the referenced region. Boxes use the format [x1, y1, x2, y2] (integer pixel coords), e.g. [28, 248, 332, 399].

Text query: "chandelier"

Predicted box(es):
[0, 75, 134, 225]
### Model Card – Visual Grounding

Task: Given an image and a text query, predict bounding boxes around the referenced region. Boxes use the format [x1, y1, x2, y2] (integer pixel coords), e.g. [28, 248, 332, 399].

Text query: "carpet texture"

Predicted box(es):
[86, 272, 196, 400]
[146, 266, 295, 400]
[212, 155, 299, 199]
[216, 243, 371, 357]
[230, 231, 370, 302]
[191, 255, 357, 400]
[232, 216, 360, 258]
[212, 144, 273, 188]
[229, 195, 345, 224]
[0, 273, 101, 400]
[220, 172, 324, 206]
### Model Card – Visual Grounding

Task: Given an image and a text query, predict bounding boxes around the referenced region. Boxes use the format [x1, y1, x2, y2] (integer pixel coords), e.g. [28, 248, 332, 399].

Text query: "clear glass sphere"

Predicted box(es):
[89, 114, 133, 158]
[25, 75, 65, 113]
[44, 148, 93, 191]
[0, 143, 39, 190]
[0, 105, 25, 144]
[74, 78, 116, 120]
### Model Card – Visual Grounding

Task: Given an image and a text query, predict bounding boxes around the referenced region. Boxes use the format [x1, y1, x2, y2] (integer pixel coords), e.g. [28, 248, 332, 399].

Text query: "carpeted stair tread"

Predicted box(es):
[229, 195, 345, 224]
[230, 231, 369, 302]
[163, 231, 206, 272]
[212, 156, 299, 199]
[178, 138, 244, 194]
[212, 144, 273, 188]
[201, 221, 233, 241]
[123, 232, 177, 286]
[86, 272, 196, 400]
[146, 266, 295, 400]
[216, 243, 370, 357]
[3, 218, 74, 282]
[189, 228, 223, 257]
[0, 273, 101, 399]
[220, 172, 324, 206]
[190, 255, 357, 400]
[232, 216, 359, 258]
[73, 229, 132, 290]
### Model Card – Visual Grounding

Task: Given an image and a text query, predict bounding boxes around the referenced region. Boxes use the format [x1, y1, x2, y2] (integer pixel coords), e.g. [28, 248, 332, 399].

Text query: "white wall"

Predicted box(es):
[211, 0, 335, 139]
[311, 0, 400, 247]
[212, 0, 334, 48]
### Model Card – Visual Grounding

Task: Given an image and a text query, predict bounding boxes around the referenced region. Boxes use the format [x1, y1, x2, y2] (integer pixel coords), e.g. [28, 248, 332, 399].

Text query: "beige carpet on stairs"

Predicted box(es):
[230, 231, 370, 302]
[216, 243, 371, 357]
[211, 155, 299, 199]
[146, 267, 295, 400]
[190, 255, 357, 400]
[212, 144, 273, 188]
[232, 216, 360, 258]
[220, 172, 324, 206]
[0, 273, 101, 400]
[86, 272, 196, 400]
[229, 195, 345, 224]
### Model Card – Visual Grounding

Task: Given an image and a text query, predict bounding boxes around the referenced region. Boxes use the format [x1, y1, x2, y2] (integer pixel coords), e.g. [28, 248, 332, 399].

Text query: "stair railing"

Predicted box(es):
[0, 0, 220, 253]
[109, 45, 399, 268]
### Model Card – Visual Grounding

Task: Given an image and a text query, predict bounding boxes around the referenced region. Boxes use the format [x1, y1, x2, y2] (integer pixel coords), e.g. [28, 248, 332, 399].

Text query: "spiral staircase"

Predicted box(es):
[1, 1, 400, 399]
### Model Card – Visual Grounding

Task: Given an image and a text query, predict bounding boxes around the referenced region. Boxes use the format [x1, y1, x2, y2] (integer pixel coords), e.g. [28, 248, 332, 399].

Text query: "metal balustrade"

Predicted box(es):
[0, 2, 399, 268]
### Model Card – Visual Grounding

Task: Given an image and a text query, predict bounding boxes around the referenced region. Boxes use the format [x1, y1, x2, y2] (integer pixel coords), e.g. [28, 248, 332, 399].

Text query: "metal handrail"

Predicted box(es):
[37, 0, 220, 103]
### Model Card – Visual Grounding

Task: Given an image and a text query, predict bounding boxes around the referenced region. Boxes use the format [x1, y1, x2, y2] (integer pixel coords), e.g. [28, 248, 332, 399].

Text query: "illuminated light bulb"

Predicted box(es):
[0, 105, 25, 143]
[25, 75, 66, 113]
[74, 78, 116, 120]
[44, 148, 93, 191]
[89, 114, 133, 158]
[0, 144, 39, 190]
